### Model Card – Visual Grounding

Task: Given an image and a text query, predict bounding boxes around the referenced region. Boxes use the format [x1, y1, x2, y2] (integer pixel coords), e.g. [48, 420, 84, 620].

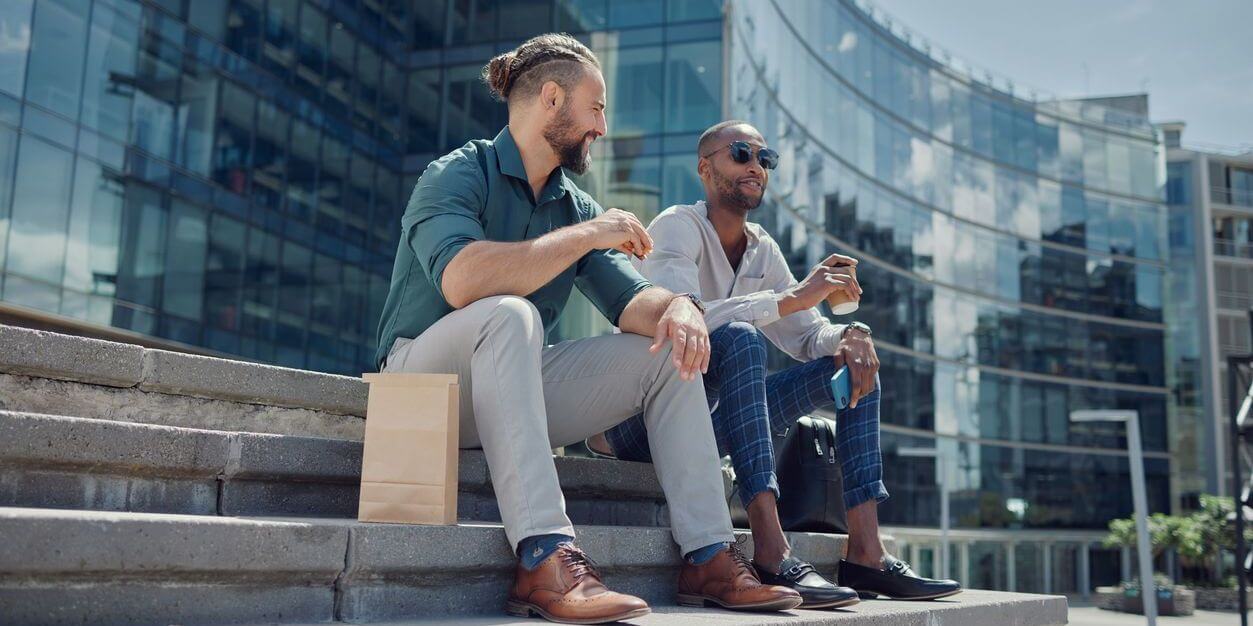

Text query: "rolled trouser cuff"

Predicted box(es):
[737, 471, 781, 509]
[843, 479, 890, 511]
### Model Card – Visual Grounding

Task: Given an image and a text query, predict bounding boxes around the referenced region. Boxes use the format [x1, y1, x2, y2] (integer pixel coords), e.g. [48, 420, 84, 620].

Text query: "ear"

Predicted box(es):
[540, 80, 563, 111]
[697, 155, 710, 179]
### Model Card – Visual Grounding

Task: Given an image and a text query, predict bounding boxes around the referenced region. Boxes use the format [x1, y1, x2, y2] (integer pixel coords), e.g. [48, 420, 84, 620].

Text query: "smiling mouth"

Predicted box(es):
[739, 180, 763, 191]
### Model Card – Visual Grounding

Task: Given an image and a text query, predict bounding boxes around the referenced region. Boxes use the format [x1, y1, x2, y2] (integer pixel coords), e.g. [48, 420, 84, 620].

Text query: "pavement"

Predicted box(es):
[1068, 603, 1245, 625]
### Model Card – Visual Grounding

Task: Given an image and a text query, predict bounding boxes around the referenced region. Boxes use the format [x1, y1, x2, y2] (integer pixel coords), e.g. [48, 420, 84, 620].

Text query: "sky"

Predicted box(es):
[876, 0, 1253, 150]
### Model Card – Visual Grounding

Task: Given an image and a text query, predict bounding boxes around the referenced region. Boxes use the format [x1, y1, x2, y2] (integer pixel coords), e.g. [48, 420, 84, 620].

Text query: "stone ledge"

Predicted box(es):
[0, 411, 672, 522]
[0, 372, 365, 440]
[0, 411, 227, 476]
[0, 323, 367, 417]
[0, 324, 145, 388]
[0, 509, 951, 625]
[0, 507, 348, 576]
[139, 349, 367, 417]
[373, 593, 1068, 625]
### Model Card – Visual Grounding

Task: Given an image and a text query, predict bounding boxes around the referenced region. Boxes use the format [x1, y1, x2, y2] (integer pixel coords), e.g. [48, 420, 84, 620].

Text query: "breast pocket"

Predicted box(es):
[731, 274, 770, 298]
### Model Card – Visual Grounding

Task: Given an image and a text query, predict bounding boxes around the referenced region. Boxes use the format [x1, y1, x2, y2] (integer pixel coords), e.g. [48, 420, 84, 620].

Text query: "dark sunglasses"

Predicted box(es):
[702, 141, 780, 170]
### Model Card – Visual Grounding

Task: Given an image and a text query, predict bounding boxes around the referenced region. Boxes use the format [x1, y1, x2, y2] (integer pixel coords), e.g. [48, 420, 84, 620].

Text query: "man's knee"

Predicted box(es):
[712, 321, 766, 356]
[640, 337, 705, 387]
[469, 295, 543, 341]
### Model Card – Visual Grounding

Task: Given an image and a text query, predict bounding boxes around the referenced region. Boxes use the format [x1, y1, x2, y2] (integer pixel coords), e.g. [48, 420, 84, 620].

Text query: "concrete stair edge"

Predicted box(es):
[0, 410, 674, 524]
[0, 507, 884, 624]
[0, 323, 367, 417]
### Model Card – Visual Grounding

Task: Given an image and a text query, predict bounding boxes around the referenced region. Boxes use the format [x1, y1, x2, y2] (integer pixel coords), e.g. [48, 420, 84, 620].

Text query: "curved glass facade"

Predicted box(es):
[727, 0, 1175, 530]
[0, 0, 1209, 594]
[0, 0, 722, 373]
[0, 0, 410, 374]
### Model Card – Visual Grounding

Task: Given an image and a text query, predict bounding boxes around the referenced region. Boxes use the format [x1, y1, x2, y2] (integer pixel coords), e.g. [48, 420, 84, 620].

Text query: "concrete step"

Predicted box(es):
[269, 594, 1069, 626]
[0, 410, 673, 526]
[0, 324, 367, 440]
[0, 507, 875, 625]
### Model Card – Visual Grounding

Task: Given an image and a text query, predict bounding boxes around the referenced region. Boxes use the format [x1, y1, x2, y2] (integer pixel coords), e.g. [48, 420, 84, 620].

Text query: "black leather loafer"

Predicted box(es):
[754, 556, 860, 609]
[837, 555, 962, 600]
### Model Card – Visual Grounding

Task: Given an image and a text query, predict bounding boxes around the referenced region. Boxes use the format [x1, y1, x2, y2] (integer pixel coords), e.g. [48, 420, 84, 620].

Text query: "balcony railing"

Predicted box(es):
[1219, 290, 1253, 311]
[1214, 238, 1253, 260]
[1211, 186, 1253, 208]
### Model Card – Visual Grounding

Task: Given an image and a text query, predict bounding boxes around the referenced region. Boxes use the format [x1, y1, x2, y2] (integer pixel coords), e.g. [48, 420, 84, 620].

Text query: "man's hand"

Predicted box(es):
[833, 326, 878, 408]
[649, 296, 710, 381]
[578, 208, 653, 259]
[778, 253, 862, 317]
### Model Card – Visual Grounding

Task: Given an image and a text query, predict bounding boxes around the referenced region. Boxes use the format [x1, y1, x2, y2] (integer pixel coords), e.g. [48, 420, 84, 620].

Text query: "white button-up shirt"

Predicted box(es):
[631, 201, 847, 363]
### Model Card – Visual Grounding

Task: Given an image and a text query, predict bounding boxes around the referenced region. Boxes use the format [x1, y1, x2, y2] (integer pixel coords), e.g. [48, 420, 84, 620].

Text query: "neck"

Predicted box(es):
[704, 197, 749, 250]
[510, 123, 560, 199]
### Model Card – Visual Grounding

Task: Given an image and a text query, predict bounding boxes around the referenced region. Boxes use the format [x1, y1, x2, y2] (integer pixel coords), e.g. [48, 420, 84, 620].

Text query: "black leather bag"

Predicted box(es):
[729, 415, 848, 533]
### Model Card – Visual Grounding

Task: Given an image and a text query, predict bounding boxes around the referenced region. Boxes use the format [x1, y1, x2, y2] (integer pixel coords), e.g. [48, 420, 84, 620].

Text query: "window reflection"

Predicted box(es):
[665, 40, 720, 134]
[8, 136, 73, 291]
[80, 0, 137, 143]
[606, 46, 663, 137]
[62, 157, 123, 310]
[130, 32, 180, 161]
[162, 200, 207, 323]
[115, 183, 166, 311]
[0, 0, 33, 98]
[24, 0, 87, 121]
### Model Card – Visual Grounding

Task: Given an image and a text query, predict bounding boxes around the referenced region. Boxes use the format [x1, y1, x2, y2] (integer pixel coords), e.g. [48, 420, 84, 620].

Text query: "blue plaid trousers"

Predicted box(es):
[605, 321, 889, 511]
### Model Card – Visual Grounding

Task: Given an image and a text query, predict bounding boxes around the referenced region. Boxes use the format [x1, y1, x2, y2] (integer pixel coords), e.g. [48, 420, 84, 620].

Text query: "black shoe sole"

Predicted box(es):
[676, 592, 804, 612]
[856, 588, 963, 601]
[800, 595, 861, 609]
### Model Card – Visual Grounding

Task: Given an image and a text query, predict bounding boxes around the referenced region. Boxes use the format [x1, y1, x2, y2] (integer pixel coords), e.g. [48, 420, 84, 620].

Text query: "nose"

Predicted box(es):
[745, 153, 765, 177]
[595, 111, 607, 138]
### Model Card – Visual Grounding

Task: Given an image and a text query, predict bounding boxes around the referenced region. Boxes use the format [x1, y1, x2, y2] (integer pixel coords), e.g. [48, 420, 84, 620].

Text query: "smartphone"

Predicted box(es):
[830, 365, 852, 410]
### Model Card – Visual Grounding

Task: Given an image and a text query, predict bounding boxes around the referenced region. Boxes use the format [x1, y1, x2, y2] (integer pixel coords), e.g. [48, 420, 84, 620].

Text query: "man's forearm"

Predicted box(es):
[440, 224, 592, 308]
[617, 286, 678, 336]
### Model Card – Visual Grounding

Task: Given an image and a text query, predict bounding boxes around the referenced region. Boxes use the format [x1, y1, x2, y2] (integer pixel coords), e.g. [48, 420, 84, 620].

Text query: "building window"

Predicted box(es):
[664, 40, 721, 134]
[0, 0, 34, 98]
[25, 0, 88, 121]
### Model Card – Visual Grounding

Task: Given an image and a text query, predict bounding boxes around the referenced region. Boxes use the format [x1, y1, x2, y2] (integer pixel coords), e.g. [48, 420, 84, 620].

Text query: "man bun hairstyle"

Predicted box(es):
[482, 33, 601, 104]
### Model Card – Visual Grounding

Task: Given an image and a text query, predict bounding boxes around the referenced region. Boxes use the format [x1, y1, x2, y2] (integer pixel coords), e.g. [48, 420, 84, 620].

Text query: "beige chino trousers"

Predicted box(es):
[383, 295, 735, 555]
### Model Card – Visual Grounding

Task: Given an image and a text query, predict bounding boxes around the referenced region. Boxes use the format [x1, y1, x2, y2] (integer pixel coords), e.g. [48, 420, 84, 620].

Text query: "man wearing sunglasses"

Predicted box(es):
[588, 121, 961, 606]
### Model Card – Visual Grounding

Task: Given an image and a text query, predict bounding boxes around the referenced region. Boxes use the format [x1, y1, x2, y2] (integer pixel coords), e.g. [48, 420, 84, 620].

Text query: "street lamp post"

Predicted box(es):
[899, 447, 949, 579]
[1071, 409, 1155, 626]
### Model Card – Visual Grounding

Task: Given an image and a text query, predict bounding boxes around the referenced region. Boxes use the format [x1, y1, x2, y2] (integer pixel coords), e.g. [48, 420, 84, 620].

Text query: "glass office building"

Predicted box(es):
[1162, 121, 1253, 509]
[0, 0, 1198, 594]
[0, 0, 721, 373]
[726, 0, 1181, 592]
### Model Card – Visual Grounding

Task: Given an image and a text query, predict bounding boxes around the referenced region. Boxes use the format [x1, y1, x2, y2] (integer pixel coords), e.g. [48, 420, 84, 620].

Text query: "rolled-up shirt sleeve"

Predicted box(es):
[574, 202, 652, 326]
[400, 163, 486, 301]
[757, 241, 847, 363]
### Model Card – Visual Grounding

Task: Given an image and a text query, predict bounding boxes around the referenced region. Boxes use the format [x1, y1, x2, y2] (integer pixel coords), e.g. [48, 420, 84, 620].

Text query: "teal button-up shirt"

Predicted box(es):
[374, 127, 653, 369]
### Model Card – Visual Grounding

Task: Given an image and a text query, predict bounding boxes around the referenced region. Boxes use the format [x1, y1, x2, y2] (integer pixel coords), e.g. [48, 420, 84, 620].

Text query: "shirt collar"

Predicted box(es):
[493, 126, 571, 204]
[696, 200, 760, 245]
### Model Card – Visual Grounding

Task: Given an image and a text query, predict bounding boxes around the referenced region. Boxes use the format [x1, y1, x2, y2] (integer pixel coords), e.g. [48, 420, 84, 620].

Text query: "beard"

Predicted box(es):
[542, 103, 593, 175]
[711, 167, 764, 213]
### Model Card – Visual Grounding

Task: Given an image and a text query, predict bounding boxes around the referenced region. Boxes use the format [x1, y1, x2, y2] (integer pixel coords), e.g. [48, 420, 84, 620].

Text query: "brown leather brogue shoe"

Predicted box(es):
[506, 543, 650, 624]
[677, 542, 803, 611]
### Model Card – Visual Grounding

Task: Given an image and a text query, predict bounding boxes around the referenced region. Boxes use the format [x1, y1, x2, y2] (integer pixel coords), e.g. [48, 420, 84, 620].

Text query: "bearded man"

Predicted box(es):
[375, 38, 802, 624]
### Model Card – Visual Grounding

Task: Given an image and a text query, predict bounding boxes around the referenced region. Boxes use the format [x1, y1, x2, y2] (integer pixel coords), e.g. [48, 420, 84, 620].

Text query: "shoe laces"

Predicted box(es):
[728, 538, 756, 578]
[558, 545, 602, 582]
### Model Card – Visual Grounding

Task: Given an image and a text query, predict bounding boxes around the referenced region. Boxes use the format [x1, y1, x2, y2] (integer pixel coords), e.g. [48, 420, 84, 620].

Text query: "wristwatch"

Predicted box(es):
[674, 292, 706, 314]
[845, 321, 872, 337]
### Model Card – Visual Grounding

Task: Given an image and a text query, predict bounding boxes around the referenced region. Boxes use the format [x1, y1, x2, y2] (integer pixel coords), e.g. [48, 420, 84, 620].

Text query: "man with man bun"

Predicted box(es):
[375, 34, 801, 623]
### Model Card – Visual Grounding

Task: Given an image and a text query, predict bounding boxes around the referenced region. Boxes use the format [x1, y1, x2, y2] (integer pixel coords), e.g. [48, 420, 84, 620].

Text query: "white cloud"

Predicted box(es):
[838, 31, 858, 53]
[0, 23, 31, 54]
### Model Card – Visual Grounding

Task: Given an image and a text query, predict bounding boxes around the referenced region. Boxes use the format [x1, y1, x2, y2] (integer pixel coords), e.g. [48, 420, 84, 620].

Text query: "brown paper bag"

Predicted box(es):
[358, 373, 459, 525]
